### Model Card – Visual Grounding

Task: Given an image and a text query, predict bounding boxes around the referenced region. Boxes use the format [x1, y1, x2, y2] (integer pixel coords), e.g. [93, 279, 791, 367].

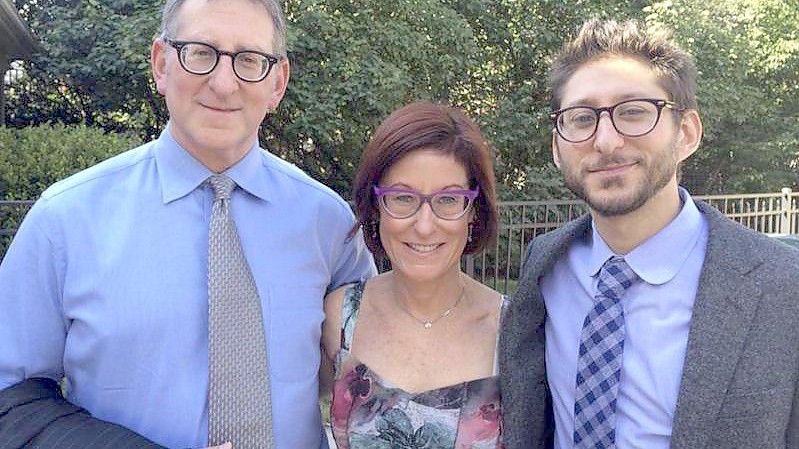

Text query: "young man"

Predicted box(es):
[500, 19, 799, 449]
[0, 0, 375, 447]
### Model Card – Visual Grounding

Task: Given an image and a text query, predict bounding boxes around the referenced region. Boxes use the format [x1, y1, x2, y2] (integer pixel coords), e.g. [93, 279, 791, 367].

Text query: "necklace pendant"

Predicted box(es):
[423, 321, 433, 329]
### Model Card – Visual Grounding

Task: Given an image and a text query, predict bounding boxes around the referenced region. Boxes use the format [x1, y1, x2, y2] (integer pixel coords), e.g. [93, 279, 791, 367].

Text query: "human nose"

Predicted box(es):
[592, 111, 624, 154]
[207, 54, 239, 94]
[412, 200, 437, 235]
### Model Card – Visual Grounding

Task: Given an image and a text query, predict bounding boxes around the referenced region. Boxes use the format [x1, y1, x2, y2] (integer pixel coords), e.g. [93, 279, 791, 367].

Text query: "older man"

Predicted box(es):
[0, 0, 375, 448]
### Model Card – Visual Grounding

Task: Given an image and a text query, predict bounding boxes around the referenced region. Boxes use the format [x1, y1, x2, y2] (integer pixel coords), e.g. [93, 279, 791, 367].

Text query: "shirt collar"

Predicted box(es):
[155, 124, 272, 204]
[587, 188, 704, 285]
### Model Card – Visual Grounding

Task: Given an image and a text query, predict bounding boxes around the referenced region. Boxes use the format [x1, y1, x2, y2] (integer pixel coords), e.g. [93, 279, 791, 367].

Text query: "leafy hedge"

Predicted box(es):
[0, 124, 142, 259]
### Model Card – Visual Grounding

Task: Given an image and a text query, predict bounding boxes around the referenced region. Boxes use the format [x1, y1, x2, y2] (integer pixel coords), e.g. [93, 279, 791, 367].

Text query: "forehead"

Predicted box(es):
[381, 149, 469, 186]
[173, 0, 275, 50]
[560, 56, 669, 108]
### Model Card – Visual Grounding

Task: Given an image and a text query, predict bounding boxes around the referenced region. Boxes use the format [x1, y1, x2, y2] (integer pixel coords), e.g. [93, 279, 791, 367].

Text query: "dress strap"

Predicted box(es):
[339, 280, 366, 351]
[492, 295, 509, 376]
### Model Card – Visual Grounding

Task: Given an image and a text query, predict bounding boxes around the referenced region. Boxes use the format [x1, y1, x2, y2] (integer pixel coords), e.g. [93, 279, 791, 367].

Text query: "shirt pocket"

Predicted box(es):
[267, 285, 325, 382]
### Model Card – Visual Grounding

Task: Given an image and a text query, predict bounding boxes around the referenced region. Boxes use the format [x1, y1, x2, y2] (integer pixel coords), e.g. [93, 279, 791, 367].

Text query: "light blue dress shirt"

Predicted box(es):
[0, 127, 376, 448]
[543, 189, 709, 449]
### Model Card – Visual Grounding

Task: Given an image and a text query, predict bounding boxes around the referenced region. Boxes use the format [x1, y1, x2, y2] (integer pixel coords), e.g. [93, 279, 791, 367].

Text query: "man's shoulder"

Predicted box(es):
[698, 200, 799, 271]
[40, 141, 155, 203]
[530, 214, 591, 252]
[257, 149, 351, 211]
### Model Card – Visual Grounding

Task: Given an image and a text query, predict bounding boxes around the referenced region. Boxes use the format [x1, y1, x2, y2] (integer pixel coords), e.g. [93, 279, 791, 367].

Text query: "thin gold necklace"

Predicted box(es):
[396, 286, 466, 329]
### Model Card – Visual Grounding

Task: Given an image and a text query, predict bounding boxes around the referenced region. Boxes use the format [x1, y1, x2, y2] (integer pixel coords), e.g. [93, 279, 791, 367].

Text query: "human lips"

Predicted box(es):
[200, 102, 241, 113]
[587, 160, 638, 175]
[405, 242, 443, 254]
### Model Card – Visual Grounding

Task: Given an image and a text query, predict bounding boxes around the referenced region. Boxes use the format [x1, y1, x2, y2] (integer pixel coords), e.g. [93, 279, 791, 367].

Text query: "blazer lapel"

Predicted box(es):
[515, 215, 592, 344]
[670, 202, 765, 449]
[500, 214, 591, 449]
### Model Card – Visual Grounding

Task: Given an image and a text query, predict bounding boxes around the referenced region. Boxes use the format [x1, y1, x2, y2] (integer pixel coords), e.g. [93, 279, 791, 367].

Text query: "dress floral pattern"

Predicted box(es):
[330, 281, 504, 449]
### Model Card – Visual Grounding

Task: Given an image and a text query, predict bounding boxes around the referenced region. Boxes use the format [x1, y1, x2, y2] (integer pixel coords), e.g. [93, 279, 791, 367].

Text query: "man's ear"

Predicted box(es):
[675, 109, 703, 163]
[552, 132, 562, 169]
[151, 38, 169, 96]
[265, 57, 290, 110]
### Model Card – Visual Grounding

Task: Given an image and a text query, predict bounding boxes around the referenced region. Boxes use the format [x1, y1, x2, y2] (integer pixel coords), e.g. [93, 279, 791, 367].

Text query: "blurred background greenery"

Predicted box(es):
[4, 0, 798, 201]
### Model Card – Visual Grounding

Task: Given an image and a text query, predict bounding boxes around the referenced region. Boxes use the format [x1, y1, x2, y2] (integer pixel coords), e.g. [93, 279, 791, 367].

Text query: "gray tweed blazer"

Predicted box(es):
[499, 201, 799, 449]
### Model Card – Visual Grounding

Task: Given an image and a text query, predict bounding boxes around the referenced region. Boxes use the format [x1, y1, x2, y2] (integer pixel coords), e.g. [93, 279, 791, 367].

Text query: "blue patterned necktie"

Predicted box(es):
[573, 256, 638, 449]
[207, 175, 274, 448]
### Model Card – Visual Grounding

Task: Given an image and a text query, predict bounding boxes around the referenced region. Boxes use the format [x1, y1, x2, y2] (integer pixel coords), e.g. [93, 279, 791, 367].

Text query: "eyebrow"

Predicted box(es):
[562, 92, 656, 108]
[383, 183, 471, 192]
[176, 37, 271, 54]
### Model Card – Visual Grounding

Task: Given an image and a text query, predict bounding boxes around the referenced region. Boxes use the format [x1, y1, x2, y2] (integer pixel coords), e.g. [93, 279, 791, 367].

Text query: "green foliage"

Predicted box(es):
[0, 124, 141, 257]
[5, 0, 799, 199]
[8, 0, 164, 135]
[0, 124, 141, 199]
[645, 0, 799, 193]
[272, 0, 483, 193]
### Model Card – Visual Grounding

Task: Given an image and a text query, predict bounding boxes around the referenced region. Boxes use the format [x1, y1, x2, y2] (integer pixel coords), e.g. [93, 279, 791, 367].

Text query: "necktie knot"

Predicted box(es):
[208, 174, 236, 201]
[597, 256, 638, 302]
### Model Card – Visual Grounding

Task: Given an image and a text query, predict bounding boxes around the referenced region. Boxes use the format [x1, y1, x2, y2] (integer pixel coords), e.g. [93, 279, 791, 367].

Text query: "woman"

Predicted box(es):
[321, 102, 503, 448]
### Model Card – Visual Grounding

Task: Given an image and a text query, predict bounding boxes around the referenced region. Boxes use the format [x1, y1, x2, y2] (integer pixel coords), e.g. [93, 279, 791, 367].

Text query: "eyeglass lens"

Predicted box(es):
[557, 99, 663, 142]
[178, 42, 271, 81]
[381, 191, 473, 220]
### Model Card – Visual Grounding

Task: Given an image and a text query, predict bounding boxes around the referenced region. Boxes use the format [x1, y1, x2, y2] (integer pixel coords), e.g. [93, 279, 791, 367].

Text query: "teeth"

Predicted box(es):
[408, 243, 439, 253]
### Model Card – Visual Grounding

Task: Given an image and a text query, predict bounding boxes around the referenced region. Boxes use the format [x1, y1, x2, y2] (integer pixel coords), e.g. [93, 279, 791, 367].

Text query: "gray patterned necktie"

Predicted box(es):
[573, 256, 638, 449]
[207, 174, 274, 448]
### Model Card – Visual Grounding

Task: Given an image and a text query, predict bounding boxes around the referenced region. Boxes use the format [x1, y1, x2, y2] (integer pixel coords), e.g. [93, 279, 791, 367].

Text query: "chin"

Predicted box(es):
[585, 189, 652, 217]
[403, 261, 464, 283]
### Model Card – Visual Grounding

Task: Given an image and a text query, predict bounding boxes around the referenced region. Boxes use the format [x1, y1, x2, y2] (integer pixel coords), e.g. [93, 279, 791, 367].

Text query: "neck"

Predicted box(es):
[390, 269, 465, 318]
[167, 125, 255, 174]
[592, 182, 683, 254]
[195, 149, 249, 174]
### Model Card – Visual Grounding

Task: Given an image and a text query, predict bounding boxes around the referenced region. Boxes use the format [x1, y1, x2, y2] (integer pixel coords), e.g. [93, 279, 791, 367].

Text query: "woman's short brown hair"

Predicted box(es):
[352, 102, 498, 259]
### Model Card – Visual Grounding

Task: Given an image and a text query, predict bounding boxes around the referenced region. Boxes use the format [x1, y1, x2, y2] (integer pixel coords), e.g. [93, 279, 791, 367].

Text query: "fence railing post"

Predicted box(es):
[463, 254, 474, 278]
[781, 188, 792, 235]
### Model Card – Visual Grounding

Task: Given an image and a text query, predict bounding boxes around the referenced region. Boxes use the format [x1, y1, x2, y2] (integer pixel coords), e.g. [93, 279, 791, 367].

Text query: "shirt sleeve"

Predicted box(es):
[0, 199, 169, 448]
[0, 200, 67, 390]
[328, 217, 376, 293]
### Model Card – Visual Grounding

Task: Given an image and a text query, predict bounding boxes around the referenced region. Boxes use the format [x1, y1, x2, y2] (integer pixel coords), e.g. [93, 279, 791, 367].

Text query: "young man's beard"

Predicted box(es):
[557, 140, 678, 217]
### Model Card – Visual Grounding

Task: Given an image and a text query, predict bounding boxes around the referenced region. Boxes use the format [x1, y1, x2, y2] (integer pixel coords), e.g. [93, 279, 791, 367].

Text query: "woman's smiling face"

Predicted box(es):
[377, 149, 474, 282]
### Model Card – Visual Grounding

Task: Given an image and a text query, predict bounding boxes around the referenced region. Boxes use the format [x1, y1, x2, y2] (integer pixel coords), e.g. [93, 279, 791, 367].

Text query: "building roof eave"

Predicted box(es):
[0, 0, 34, 60]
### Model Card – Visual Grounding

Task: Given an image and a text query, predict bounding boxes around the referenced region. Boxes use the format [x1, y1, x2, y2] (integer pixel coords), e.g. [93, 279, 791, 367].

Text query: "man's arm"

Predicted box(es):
[329, 223, 377, 291]
[0, 378, 163, 449]
[0, 204, 163, 449]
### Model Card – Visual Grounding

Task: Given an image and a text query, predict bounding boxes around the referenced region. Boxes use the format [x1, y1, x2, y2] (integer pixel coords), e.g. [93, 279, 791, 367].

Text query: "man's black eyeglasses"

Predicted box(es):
[550, 98, 684, 143]
[164, 38, 280, 83]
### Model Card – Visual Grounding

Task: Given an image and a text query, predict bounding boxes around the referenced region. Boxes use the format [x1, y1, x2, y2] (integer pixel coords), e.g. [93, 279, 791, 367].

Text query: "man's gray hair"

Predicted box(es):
[159, 0, 287, 56]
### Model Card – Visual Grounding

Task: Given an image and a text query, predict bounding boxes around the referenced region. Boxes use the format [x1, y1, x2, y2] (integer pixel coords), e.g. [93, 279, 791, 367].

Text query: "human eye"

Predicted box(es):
[237, 52, 262, 68]
[616, 101, 654, 121]
[387, 192, 417, 204]
[434, 193, 461, 205]
[188, 44, 213, 58]
[564, 109, 596, 129]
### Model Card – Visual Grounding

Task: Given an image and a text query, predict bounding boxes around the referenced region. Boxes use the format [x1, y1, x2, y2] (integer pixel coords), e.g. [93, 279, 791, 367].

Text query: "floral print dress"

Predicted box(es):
[330, 281, 506, 449]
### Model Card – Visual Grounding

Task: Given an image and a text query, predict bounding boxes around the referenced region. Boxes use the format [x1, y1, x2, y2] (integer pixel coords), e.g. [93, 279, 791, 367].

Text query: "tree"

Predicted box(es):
[9, 0, 165, 135]
[6, 0, 798, 199]
[646, 0, 799, 193]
